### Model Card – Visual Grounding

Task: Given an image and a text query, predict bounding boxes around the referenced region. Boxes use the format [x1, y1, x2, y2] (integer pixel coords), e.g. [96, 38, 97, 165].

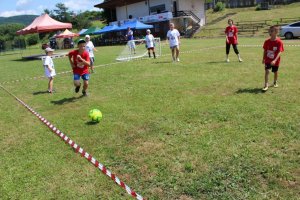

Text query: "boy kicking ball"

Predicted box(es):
[262, 26, 284, 92]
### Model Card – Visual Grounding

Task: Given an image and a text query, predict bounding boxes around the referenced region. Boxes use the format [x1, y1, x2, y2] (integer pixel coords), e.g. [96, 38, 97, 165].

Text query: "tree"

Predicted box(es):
[53, 3, 73, 22]
[71, 12, 92, 30]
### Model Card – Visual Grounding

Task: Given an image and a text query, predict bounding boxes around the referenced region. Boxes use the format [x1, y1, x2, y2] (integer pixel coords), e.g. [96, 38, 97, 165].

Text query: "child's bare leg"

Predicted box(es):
[274, 71, 278, 83]
[264, 69, 270, 87]
[171, 48, 175, 61]
[48, 77, 53, 92]
[74, 80, 80, 87]
[83, 80, 88, 92]
[176, 47, 180, 60]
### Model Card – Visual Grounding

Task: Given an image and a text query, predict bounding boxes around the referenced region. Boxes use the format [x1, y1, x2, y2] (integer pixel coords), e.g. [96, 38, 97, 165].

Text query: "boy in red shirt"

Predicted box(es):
[68, 39, 91, 96]
[262, 26, 284, 91]
[225, 19, 242, 62]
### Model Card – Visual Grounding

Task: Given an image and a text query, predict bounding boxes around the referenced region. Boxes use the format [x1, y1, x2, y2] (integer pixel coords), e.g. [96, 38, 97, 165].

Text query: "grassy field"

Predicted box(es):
[0, 37, 299, 200]
[196, 2, 300, 37]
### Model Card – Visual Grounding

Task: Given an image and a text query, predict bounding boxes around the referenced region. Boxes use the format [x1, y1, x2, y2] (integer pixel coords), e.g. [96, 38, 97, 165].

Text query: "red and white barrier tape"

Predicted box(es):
[0, 84, 144, 200]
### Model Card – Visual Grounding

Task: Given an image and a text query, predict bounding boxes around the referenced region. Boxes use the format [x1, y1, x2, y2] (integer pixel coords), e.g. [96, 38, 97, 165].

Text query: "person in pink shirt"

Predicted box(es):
[225, 19, 242, 62]
[262, 26, 284, 91]
[68, 39, 91, 96]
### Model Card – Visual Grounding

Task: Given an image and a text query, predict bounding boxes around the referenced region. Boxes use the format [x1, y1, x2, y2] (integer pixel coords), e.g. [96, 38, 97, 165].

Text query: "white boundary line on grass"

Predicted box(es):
[1, 45, 224, 85]
[1, 44, 299, 85]
[0, 84, 145, 200]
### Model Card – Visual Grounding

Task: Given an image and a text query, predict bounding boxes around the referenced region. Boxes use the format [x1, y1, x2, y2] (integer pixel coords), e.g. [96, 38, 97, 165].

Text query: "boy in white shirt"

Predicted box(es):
[43, 47, 56, 93]
[167, 23, 180, 62]
[145, 29, 156, 58]
[85, 35, 97, 73]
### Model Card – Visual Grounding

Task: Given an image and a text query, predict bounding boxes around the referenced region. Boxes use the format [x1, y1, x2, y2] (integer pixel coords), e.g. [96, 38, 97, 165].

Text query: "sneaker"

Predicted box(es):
[226, 58, 230, 63]
[239, 58, 243, 62]
[262, 86, 268, 91]
[273, 82, 278, 88]
[48, 90, 52, 94]
[177, 58, 180, 62]
[75, 85, 81, 93]
[82, 91, 88, 96]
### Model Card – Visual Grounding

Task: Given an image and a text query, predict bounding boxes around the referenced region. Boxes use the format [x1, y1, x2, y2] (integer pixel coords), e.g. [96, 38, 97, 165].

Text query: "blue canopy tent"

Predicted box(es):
[93, 25, 118, 34]
[116, 21, 153, 31]
[78, 29, 88, 35]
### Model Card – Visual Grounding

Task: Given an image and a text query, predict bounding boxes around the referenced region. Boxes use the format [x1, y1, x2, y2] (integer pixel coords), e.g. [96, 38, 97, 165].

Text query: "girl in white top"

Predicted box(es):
[145, 29, 156, 58]
[43, 47, 56, 93]
[167, 23, 180, 62]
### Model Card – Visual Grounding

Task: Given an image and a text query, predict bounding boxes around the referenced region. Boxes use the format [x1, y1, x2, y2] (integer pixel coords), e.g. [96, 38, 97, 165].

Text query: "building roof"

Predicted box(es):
[95, 0, 144, 9]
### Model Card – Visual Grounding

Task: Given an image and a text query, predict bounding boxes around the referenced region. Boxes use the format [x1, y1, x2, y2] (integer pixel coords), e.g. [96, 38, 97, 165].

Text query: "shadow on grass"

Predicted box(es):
[11, 58, 36, 62]
[206, 61, 227, 64]
[236, 88, 263, 94]
[153, 61, 172, 64]
[33, 91, 49, 95]
[85, 121, 100, 126]
[51, 96, 84, 105]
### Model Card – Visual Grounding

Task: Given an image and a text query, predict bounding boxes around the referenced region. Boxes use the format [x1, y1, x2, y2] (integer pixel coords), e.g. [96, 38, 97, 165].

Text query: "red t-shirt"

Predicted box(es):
[225, 25, 238, 44]
[263, 38, 284, 66]
[69, 50, 90, 75]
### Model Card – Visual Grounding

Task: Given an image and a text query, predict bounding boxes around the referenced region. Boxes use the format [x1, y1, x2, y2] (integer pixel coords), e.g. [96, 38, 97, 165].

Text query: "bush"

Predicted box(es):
[26, 34, 39, 46]
[214, 2, 225, 12]
[256, 4, 261, 11]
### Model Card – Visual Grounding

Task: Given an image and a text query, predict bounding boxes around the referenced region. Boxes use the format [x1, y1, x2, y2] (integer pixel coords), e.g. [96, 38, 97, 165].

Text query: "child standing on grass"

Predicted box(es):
[85, 35, 97, 73]
[167, 23, 180, 62]
[145, 29, 156, 59]
[68, 39, 91, 96]
[43, 47, 56, 93]
[262, 25, 284, 91]
[225, 19, 242, 62]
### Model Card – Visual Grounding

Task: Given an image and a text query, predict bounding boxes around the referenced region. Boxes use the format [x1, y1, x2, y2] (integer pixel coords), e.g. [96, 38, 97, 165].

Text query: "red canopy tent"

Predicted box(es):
[16, 14, 72, 35]
[55, 29, 79, 38]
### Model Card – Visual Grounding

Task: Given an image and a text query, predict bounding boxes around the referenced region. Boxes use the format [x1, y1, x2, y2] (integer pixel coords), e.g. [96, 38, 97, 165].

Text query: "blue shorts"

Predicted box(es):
[74, 74, 90, 81]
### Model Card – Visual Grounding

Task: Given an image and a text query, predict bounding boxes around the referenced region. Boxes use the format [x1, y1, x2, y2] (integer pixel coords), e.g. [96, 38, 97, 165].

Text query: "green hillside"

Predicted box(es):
[0, 15, 38, 25]
[196, 2, 300, 37]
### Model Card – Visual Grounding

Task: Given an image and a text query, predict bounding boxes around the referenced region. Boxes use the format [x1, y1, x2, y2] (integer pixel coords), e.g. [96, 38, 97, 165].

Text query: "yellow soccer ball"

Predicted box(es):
[88, 109, 102, 123]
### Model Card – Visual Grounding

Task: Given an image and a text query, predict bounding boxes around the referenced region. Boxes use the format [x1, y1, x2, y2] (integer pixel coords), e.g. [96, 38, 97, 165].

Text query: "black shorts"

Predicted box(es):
[265, 64, 279, 73]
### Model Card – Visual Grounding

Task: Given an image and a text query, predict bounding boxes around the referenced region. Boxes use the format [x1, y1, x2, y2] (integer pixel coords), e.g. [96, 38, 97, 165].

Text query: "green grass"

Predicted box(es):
[196, 2, 300, 37]
[0, 37, 299, 199]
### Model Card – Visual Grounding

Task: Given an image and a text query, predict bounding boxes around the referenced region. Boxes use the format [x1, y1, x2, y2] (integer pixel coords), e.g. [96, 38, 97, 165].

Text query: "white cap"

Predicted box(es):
[85, 35, 90, 39]
[45, 47, 54, 52]
[146, 29, 151, 33]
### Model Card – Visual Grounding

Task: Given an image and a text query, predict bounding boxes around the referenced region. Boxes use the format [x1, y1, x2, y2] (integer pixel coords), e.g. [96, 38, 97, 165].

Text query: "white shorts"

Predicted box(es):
[128, 40, 136, 49]
[44, 68, 56, 78]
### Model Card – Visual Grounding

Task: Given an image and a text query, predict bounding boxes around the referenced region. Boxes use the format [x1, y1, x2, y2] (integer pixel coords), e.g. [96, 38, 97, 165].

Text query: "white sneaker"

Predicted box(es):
[262, 86, 268, 91]
[177, 58, 180, 62]
[239, 58, 243, 62]
[226, 58, 230, 63]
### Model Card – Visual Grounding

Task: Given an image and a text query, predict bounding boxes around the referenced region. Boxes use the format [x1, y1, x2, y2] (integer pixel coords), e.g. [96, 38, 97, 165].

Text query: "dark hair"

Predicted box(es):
[228, 19, 233, 24]
[77, 39, 86, 45]
[269, 25, 280, 32]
